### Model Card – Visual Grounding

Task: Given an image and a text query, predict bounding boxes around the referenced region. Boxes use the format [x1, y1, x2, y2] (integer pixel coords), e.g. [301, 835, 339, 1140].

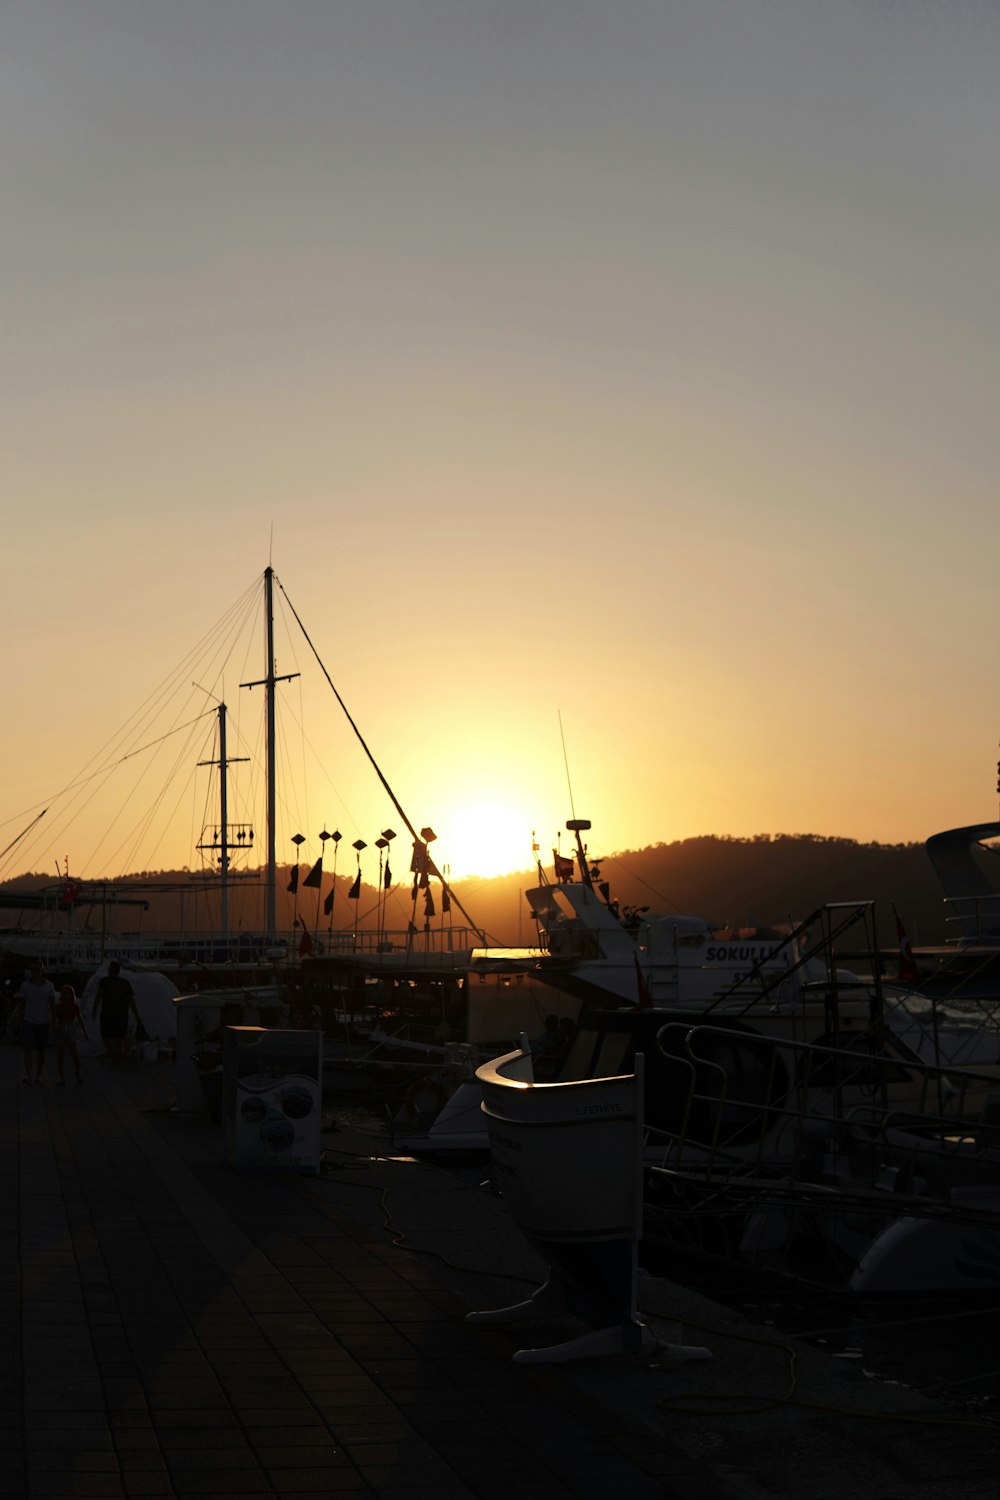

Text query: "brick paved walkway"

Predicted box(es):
[5, 1045, 730, 1500]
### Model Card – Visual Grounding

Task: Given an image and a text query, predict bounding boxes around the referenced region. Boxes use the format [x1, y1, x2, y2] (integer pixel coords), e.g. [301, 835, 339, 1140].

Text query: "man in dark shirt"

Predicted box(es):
[93, 961, 141, 1066]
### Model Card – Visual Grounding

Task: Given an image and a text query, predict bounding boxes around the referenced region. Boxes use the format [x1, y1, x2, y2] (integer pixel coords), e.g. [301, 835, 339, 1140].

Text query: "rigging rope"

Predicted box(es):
[276, 576, 485, 942]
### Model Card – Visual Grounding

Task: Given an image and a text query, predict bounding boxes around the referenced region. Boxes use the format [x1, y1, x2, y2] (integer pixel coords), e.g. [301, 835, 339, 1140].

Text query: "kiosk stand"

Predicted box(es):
[223, 1026, 323, 1173]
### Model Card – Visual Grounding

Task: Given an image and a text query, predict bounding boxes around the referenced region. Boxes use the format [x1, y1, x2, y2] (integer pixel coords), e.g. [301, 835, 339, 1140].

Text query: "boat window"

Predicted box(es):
[549, 890, 582, 921]
[559, 1029, 599, 1081]
[558, 1027, 632, 1082]
[592, 1032, 633, 1079]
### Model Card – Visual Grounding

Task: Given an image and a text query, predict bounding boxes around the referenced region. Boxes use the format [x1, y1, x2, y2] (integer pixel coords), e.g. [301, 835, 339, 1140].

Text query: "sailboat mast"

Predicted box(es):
[197, 700, 248, 936]
[219, 702, 230, 934]
[241, 567, 298, 943]
[265, 565, 277, 938]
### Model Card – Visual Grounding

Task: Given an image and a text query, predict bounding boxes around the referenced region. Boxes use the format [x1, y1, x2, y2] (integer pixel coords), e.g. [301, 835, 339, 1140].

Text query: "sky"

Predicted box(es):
[4, 0, 1000, 887]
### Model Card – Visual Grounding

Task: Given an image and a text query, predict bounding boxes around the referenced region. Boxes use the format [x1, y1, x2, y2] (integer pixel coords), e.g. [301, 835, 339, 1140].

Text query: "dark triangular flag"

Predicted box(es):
[323, 886, 335, 916]
[287, 866, 299, 894]
[423, 887, 435, 918]
[348, 871, 362, 900]
[298, 917, 314, 957]
[302, 857, 323, 889]
[441, 887, 451, 914]
[384, 861, 392, 890]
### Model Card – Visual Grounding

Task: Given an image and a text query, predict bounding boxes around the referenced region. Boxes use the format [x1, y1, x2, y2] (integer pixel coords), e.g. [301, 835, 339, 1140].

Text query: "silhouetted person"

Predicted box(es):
[13, 961, 57, 1085]
[53, 984, 89, 1085]
[93, 961, 140, 1067]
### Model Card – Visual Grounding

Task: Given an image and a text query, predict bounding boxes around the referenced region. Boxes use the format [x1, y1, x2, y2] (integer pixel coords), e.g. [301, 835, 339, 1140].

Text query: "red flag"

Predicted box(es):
[894, 908, 920, 985]
[553, 851, 574, 882]
[634, 955, 654, 1009]
[298, 917, 314, 956]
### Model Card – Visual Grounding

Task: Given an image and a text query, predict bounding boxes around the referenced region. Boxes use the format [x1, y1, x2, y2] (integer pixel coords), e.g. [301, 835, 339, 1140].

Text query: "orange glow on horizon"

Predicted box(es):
[432, 796, 539, 881]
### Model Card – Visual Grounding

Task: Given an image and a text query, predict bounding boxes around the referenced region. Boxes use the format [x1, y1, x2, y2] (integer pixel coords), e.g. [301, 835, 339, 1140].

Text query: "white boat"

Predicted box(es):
[494, 818, 828, 1011]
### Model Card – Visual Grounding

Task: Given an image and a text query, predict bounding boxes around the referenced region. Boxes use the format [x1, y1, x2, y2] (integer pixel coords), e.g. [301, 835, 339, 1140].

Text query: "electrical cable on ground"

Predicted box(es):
[318, 1142, 1000, 1431]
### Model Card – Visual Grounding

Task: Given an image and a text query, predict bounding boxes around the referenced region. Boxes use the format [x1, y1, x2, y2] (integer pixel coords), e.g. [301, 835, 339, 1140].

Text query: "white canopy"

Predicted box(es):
[77, 963, 180, 1055]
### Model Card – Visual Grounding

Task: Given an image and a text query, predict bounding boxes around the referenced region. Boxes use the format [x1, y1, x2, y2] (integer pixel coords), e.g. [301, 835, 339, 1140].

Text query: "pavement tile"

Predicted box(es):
[27, 1476, 126, 1498]
[462, 1486, 579, 1500]
[164, 1448, 265, 1472]
[240, 1424, 336, 1446]
[140, 1388, 226, 1410]
[156, 1426, 253, 1451]
[112, 1429, 167, 1452]
[24, 1390, 110, 1412]
[356, 1459, 469, 1488]
[117, 1456, 171, 1475]
[374, 1488, 477, 1500]
[29, 1452, 121, 1473]
[218, 1384, 311, 1408]
[232, 1406, 331, 1428]
[262, 1470, 373, 1493]
[339, 1438, 440, 1462]
[439, 1450, 555, 1485]
[25, 1414, 113, 1438]
[150, 1409, 240, 1429]
[251, 1444, 350, 1467]
[166, 1482, 274, 1497]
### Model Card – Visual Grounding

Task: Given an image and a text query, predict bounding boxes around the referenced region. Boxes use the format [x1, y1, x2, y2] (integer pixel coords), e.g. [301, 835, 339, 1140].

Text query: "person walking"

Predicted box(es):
[13, 961, 58, 1085]
[53, 984, 88, 1085]
[93, 961, 141, 1066]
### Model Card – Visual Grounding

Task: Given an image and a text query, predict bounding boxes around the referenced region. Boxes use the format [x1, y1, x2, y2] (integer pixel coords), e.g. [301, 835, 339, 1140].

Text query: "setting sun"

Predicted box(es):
[432, 798, 539, 881]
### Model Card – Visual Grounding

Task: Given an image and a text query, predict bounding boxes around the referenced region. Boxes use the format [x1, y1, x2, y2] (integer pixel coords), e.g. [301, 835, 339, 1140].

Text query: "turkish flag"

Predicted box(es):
[894, 909, 920, 985]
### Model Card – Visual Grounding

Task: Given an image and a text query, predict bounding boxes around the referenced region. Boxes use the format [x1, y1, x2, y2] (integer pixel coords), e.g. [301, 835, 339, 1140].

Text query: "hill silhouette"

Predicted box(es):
[460, 834, 950, 950]
[2, 833, 953, 950]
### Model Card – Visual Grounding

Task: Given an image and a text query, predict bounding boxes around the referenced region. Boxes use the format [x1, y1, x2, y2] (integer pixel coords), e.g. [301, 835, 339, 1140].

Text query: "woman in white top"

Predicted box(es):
[13, 961, 58, 1085]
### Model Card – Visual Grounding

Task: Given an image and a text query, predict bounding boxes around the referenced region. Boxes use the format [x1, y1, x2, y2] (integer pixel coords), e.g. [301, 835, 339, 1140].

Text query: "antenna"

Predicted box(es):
[558, 709, 577, 822]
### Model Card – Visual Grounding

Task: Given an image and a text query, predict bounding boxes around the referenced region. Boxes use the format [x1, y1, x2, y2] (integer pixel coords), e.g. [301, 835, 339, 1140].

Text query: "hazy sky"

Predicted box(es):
[5, 1, 1000, 884]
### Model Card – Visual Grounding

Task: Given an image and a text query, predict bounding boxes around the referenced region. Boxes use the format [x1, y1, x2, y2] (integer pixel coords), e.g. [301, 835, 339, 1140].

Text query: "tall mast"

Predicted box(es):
[241, 567, 298, 940]
[196, 700, 249, 936]
[265, 566, 277, 935]
[219, 701, 230, 932]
